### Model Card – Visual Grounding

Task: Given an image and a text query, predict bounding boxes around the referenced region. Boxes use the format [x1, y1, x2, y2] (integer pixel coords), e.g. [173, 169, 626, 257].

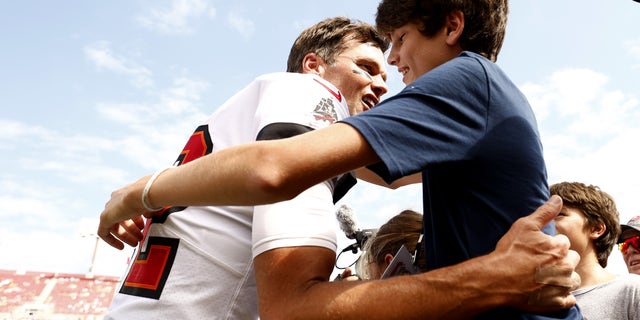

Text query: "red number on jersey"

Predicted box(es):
[119, 237, 179, 299]
[119, 125, 213, 299]
[174, 124, 213, 166]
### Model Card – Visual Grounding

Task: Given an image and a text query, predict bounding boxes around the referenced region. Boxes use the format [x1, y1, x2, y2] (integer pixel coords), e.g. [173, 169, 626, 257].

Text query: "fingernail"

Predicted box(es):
[549, 195, 561, 205]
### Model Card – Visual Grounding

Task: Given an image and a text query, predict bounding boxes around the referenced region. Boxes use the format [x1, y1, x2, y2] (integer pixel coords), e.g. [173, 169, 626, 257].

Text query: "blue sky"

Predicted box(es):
[1, 0, 639, 278]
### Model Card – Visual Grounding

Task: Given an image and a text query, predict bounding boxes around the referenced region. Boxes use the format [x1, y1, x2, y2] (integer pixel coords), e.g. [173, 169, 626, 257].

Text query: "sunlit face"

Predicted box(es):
[320, 41, 388, 116]
[620, 231, 640, 275]
[387, 22, 460, 85]
[554, 206, 594, 257]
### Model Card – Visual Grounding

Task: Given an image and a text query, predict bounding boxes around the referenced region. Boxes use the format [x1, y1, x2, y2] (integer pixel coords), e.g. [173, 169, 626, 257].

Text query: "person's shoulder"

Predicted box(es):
[618, 272, 640, 282]
[609, 273, 640, 292]
[256, 72, 307, 82]
[255, 72, 326, 88]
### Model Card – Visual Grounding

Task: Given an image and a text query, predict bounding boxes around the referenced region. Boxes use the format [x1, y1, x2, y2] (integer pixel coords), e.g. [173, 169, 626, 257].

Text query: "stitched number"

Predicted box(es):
[149, 124, 213, 223]
[174, 124, 214, 166]
[119, 237, 179, 299]
[119, 125, 214, 299]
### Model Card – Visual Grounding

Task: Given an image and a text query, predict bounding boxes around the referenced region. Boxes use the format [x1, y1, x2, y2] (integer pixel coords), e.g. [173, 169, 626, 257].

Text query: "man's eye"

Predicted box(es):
[357, 65, 374, 79]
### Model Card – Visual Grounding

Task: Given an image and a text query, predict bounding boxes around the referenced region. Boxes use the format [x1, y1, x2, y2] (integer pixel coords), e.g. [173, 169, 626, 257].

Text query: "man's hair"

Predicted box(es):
[359, 209, 424, 279]
[550, 182, 621, 268]
[375, 0, 508, 62]
[286, 17, 389, 73]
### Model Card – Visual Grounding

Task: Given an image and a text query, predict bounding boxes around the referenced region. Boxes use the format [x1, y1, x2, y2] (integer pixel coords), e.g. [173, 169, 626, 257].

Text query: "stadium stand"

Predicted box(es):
[0, 269, 120, 319]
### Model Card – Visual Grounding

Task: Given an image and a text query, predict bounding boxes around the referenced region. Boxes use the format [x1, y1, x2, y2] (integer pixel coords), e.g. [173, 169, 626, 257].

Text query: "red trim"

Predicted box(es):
[313, 78, 342, 102]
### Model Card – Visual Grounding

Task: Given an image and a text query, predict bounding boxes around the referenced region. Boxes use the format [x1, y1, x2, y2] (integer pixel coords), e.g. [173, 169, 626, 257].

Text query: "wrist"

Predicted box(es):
[142, 166, 174, 212]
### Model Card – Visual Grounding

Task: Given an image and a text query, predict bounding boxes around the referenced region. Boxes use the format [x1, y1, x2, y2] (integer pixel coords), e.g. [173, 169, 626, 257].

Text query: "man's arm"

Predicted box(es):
[253, 196, 579, 320]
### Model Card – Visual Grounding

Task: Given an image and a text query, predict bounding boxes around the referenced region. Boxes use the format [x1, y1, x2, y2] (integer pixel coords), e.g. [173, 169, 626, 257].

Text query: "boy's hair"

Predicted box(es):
[550, 182, 621, 268]
[286, 17, 389, 73]
[375, 0, 508, 62]
[359, 209, 424, 279]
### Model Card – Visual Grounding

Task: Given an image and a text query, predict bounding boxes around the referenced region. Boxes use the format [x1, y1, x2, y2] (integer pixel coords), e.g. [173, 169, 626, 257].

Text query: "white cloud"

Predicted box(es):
[84, 42, 154, 88]
[97, 77, 209, 123]
[159, 77, 210, 114]
[95, 76, 210, 169]
[97, 102, 158, 124]
[226, 12, 255, 40]
[137, 0, 216, 35]
[522, 68, 608, 121]
[523, 68, 638, 144]
[0, 119, 50, 143]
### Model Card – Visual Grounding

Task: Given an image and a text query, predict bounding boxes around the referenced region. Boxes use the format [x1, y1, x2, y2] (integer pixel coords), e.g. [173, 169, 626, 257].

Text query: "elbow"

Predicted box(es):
[250, 147, 303, 202]
[253, 172, 297, 203]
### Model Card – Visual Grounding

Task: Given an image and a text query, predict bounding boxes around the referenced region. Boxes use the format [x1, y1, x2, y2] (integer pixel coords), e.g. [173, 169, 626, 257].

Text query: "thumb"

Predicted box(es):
[527, 195, 563, 230]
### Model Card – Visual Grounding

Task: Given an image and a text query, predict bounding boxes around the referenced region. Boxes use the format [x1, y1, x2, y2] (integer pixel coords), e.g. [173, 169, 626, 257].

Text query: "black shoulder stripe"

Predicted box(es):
[256, 122, 314, 141]
[333, 172, 357, 204]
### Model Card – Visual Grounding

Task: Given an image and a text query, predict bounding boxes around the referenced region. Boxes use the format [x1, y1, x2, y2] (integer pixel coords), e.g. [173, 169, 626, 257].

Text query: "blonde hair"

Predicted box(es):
[358, 210, 423, 279]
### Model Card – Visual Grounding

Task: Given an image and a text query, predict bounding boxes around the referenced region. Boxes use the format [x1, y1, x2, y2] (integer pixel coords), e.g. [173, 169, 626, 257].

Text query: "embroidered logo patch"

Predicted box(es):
[313, 97, 338, 123]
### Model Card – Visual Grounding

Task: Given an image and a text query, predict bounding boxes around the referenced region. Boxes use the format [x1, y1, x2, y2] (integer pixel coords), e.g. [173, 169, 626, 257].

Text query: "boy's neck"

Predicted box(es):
[576, 255, 615, 289]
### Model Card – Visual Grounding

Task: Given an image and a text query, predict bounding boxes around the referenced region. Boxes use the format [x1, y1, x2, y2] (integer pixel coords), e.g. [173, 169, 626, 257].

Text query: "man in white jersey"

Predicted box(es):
[104, 17, 389, 319]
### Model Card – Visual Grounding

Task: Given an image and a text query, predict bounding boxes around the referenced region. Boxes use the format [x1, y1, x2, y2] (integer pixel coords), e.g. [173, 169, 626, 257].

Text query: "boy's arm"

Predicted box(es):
[98, 123, 373, 248]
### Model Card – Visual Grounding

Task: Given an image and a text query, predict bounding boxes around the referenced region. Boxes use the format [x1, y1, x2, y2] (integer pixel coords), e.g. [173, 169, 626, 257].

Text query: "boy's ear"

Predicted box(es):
[590, 222, 607, 240]
[301, 52, 323, 75]
[444, 9, 465, 46]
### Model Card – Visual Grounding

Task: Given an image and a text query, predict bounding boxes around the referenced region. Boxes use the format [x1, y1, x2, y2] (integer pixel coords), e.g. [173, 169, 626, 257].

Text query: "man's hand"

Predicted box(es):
[493, 195, 581, 312]
[97, 176, 151, 250]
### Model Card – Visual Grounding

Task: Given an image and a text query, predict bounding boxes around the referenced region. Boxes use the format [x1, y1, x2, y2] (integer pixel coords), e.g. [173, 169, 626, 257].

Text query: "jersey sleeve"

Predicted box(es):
[251, 182, 338, 258]
[249, 74, 347, 258]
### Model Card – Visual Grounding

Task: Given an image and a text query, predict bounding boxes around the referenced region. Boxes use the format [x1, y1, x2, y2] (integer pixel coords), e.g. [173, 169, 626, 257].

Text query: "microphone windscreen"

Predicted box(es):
[336, 204, 358, 237]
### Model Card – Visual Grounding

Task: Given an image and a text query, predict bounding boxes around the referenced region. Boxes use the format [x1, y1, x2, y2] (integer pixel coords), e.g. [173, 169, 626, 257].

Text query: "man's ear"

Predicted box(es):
[301, 52, 324, 75]
[444, 9, 465, 46]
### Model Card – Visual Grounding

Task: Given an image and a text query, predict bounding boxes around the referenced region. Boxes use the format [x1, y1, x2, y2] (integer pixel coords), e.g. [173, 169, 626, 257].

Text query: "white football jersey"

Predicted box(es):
[105, 72, 352, 319]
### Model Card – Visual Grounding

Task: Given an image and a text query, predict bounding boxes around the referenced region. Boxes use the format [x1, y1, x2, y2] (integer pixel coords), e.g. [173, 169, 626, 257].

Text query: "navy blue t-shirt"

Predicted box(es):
[341, 52, 582, 319]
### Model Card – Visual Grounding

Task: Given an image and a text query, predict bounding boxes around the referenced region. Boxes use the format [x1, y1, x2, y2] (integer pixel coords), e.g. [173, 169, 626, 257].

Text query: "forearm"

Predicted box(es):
[269, 255, 511, 320]
[145, 124, 374, 209]
[147, 143, 296, 208]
